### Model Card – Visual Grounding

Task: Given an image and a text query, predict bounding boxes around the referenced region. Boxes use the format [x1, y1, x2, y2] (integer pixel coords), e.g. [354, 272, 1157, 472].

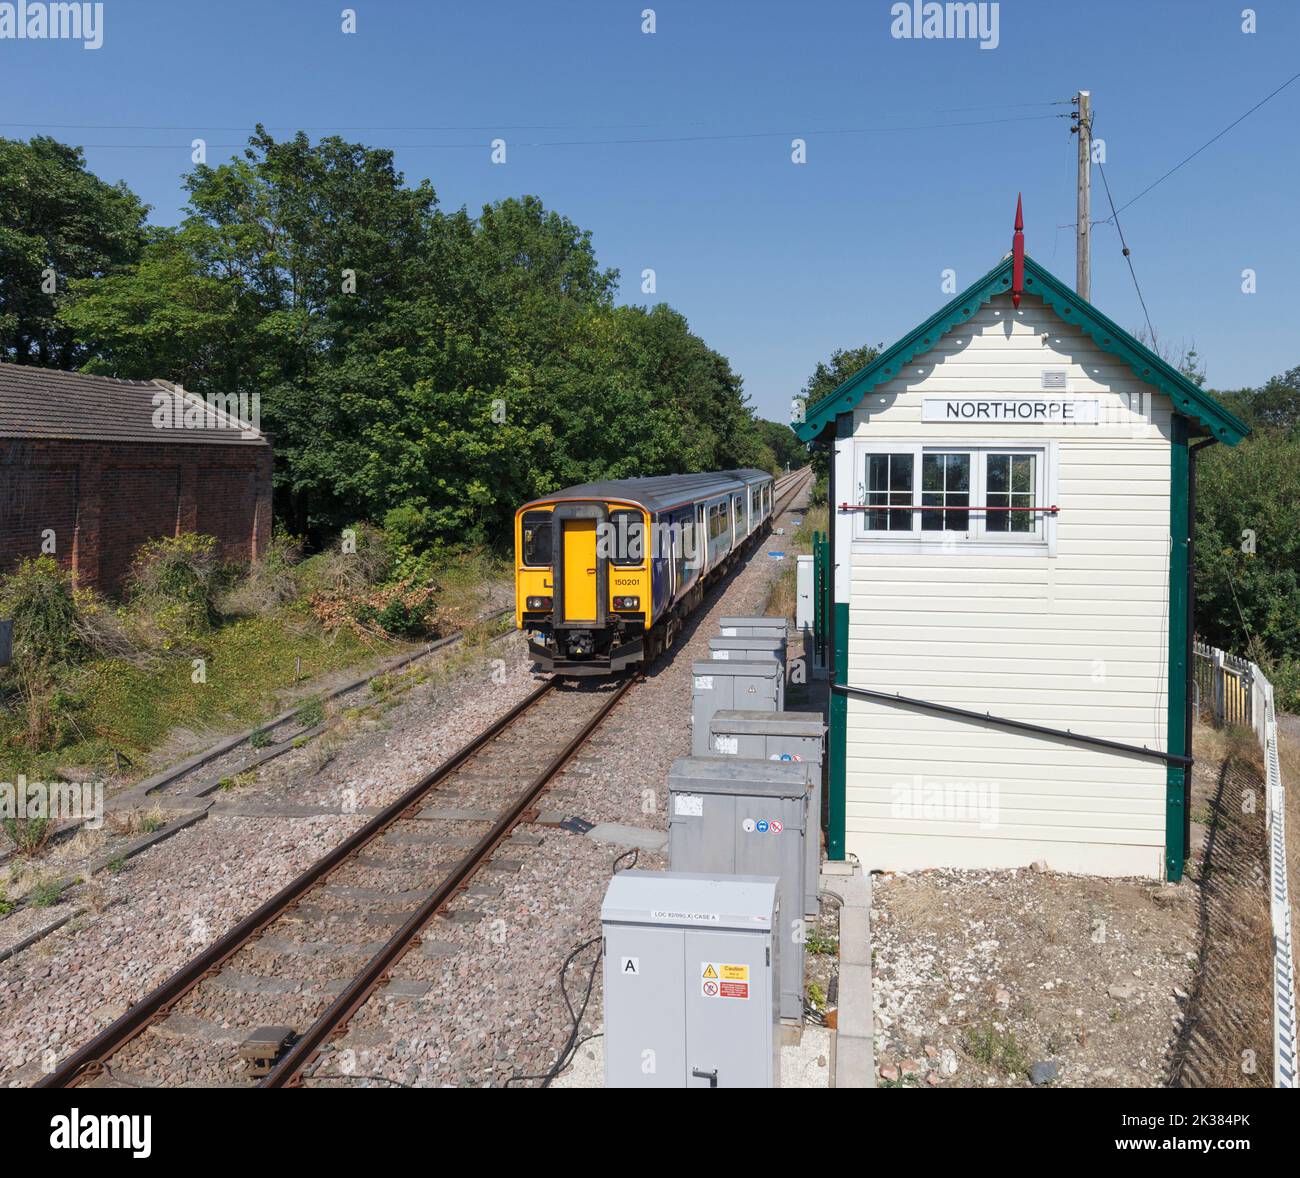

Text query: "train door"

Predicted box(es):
[560, 518, 598, 622]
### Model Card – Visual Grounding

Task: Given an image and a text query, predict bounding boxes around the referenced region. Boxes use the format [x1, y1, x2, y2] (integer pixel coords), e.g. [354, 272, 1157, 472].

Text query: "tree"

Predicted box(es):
[58, 131, 771, 551]
[755, 419, 807, 472]
[0, 136, 149, 367]
[797, 343, 881, 480]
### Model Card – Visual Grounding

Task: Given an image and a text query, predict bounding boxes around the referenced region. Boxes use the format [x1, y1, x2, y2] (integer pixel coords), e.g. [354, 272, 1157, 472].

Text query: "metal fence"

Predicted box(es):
[1196, 639, 1296, 1088]
[1193, 638, 1254, 729]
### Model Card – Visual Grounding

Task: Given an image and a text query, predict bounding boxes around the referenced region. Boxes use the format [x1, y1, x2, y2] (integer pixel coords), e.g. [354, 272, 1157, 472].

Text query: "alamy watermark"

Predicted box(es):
[0, 2, 104, 49]
[152, 385, 261, 440]
[890, 1, 1000, 50]
[0, 775, 105, 830]
[890, 775, 1000, 828]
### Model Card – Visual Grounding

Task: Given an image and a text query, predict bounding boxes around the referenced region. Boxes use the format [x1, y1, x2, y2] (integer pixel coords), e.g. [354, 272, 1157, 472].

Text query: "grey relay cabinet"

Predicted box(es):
[708, 636, 786, 709]
[601, 870, 780, 1088]
[708, 709, 826, 918]
[667, 756, 808, 1021]
[690, 660, 780, 755]
[719, 616, 789, 641]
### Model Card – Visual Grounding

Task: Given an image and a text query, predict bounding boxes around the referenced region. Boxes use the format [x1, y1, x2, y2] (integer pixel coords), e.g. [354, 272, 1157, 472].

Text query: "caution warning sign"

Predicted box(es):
[701, 962, 751, 999]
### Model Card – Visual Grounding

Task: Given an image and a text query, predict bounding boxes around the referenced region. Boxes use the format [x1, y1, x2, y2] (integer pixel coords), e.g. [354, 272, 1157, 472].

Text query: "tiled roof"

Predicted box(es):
[0, 364, 268, 446]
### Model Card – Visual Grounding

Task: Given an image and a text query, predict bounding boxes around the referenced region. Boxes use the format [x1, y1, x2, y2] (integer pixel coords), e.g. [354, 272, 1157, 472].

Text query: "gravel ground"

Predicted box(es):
[0, 628, 545, 1086]
[0, 478, 811, 1087]
[871, 866, 1198, 1088]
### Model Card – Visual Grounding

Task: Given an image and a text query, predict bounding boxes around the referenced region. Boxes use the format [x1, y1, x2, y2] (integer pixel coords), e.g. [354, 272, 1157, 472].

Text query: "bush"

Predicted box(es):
[310, 578, 439, 640]
[296, 523, 392, 596]
[219, 532, 304, 616]
[2, 814, 52, 858]
[129, 533, 219, 637]
[0, 556, 81, 665]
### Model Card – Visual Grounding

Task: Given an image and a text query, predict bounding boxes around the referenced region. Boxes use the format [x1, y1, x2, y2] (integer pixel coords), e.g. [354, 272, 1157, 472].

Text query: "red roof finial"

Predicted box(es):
[1011, 193, 1025, 307]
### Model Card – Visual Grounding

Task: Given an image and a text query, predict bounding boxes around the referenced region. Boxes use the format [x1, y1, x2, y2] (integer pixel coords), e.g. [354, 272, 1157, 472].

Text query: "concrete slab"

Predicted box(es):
[584, 823, 668, 852]
[549, 1023, 832, 1088]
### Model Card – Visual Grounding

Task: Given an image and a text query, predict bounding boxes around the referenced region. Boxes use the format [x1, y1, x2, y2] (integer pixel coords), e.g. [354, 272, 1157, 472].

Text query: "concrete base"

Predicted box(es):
[822, 860, 874, 1088]
[551, 1024, 832, 1089]
[584, 823, 669, 852]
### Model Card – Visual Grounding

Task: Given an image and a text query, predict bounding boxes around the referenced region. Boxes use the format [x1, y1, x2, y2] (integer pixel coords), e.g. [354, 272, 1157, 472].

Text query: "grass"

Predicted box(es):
[0, 887, 14, 917]
[962, 1019, 1031, 1077]
[27, 876, 66, 908]
[0, 603, 390, 781]
[762, 501, 829, 626]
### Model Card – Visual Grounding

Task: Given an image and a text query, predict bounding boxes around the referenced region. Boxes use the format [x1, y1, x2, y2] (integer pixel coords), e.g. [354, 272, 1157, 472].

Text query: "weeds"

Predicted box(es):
[2, 815, 52, 858]
[27, 876, 66, 908]
[962, 1019, 1031, 1077]
[296, 696, 326, 728]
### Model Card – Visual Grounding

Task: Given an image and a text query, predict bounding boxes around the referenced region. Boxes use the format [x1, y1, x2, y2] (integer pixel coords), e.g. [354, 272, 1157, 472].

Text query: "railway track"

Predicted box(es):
[34, 466, 812, 1090]
[36, 676, 632, 1088]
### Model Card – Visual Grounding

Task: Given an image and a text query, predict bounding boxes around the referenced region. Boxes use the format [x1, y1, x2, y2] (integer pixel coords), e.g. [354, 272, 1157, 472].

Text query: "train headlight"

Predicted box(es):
[526, 596, 553, 611]
[612, 596, 640, 611]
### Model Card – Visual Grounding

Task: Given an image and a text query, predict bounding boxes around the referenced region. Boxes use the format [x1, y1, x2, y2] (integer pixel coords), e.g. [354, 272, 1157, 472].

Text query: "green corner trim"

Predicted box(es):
[793, 254, 1249, 449]
[1166, 415, 1189, 882]
[828, 600, 850, 860]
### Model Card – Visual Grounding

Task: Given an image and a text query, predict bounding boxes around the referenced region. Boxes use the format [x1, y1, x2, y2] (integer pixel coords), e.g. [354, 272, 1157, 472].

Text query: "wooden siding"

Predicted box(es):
[841, 292, 1171, 878]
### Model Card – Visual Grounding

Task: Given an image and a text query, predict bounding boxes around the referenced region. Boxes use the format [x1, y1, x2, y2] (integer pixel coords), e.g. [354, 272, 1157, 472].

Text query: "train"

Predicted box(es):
[514, 469, 778, 675]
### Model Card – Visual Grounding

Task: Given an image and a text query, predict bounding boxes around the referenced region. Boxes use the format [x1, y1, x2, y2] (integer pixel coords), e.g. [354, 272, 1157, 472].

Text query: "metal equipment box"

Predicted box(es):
[708, 636, 786, 708]
[719, 616, 789, 641]
[601, 870, 780, 1088]
[690, 661, 780, 755]
[707, 710, 826, 918]
[667, 756, 808, 1021]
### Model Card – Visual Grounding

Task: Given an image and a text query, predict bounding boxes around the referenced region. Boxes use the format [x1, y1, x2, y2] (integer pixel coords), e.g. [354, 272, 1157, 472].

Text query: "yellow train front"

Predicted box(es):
[515, 470, 775, 675]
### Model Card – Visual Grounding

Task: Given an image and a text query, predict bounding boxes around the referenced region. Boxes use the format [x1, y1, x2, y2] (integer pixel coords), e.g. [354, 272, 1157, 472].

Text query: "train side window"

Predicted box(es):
[608, 510, 645, 566]
[521, 511, 553, 566]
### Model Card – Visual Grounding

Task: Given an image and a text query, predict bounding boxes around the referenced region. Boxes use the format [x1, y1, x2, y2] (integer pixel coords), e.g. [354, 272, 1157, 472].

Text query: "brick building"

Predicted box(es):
[0, 365, 272, 594]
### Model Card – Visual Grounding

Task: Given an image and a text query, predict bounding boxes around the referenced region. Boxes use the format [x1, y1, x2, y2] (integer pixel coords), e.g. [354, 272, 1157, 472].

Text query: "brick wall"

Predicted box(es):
[0, 438, 272, 595]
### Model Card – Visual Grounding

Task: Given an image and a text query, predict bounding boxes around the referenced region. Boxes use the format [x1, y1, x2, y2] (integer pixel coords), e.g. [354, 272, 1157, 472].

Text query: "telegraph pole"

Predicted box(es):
[1072, 90, 1092, 300]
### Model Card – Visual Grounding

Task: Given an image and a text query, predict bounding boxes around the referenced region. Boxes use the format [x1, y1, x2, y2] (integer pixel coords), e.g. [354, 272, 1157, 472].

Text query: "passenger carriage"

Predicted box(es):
[515, 469, 775, 674]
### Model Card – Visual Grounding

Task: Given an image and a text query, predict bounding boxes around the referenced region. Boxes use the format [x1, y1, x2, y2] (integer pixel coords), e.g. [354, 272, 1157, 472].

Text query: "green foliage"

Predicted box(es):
[755, 419, 807, 472]
[0, 556, 81, 665]
[27, 877, 66, 908]
[798, 343, 881, 479]
[2, 815, 51, 857]
[1195, 425, 1300, 707]
[0, 136, 149, 367]
[962, 1020, 1030, 1076]
[129, 533, 220, 638]
[799, 342, 881, 408]
[0, 887, 15, 916]
[295, 696, 325, 727]
[60, 129, 768, 551]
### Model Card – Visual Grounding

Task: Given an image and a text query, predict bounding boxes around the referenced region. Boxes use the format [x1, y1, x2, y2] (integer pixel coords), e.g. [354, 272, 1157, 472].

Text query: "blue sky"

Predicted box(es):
[2, 0, 1297, 421]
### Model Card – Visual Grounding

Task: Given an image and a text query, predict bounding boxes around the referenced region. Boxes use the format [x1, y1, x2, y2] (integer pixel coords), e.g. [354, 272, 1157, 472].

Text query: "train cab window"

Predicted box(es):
[521, 511, 553, 566]
[608, 510, 645, 566]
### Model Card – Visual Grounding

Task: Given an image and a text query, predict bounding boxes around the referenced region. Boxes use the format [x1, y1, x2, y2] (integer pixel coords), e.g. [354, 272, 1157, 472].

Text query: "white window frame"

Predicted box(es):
[851, 440, 1058, 556]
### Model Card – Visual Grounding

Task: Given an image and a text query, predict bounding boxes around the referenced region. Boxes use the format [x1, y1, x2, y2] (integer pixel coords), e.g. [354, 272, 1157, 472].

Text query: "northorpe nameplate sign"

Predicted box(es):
[922, 397, 1100, 423]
